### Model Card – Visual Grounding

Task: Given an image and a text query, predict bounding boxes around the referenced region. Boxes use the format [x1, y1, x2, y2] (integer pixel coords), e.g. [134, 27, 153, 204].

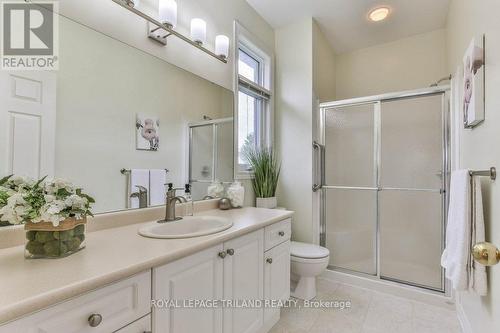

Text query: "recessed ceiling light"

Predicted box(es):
[369, 7, 390, 22]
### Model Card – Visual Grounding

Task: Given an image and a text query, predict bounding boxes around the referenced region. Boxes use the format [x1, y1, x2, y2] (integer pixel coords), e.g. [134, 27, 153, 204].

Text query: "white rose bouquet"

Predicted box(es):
[0, 175, 95, 227]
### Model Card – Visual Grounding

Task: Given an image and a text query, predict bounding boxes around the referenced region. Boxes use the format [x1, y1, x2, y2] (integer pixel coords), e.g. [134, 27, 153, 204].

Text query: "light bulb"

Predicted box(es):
[159, 0, 177, 28]
[215, 35, 229, 59]
[191, 18, 207, 45]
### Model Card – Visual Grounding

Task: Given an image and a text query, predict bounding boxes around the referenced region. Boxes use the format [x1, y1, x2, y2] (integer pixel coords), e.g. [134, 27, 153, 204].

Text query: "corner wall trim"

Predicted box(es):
[456, 294, 472, 333]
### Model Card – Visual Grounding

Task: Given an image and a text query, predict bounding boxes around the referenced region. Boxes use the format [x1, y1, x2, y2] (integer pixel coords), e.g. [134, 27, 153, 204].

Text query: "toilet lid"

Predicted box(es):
[290, 241, 329, 259]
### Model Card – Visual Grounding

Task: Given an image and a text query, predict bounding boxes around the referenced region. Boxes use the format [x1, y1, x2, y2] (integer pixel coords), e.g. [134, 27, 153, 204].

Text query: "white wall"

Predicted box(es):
[446, 0, 500, 331]
[313, 20, 336, 103]
[335, 29, 448, 100]
[59, 0, 274, 91]
[56, 17, 232, 213]
[275, 18, 314, 243]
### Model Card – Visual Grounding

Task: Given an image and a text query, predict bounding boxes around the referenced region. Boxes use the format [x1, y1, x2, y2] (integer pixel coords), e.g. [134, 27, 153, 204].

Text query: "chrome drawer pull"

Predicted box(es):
[88, 313, 103, 327]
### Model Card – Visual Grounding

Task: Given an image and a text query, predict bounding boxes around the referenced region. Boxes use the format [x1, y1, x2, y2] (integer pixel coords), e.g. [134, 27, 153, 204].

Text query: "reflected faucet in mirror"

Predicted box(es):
[159, 183, 187, 223]
[130, 185, 148, 209]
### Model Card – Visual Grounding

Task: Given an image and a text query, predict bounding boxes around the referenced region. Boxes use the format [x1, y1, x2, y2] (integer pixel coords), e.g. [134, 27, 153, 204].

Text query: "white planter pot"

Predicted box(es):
[256, 197, 277, 209]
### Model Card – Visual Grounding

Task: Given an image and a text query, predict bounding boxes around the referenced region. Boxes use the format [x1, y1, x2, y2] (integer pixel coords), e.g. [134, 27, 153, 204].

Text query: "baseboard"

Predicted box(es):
[259, 311, 280, 333]
[320, 269, 455, 310]
[455, 294, 472, 333]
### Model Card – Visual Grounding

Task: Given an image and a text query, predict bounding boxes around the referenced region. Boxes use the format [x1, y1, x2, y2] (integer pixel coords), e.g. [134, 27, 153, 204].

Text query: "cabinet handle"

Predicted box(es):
[226, 248, 235, 256]
[87, 313, 103, 327]
[266, 258, 273, 264]
[278, 231, 285, 237]
[218, 251, 227, 259]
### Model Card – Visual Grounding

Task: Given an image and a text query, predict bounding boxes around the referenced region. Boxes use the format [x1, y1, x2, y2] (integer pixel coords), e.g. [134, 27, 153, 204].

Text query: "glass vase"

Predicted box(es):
[24, 217, 86, 259]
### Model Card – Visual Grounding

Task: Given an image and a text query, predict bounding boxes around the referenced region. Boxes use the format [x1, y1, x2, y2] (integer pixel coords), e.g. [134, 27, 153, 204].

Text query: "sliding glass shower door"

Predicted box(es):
[319, 90, 448, 291]
[322, 102, 379, 275]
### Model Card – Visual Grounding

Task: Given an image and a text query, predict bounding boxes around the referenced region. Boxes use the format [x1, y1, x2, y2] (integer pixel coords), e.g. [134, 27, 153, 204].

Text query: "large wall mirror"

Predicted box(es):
[0, 14, 234, 221]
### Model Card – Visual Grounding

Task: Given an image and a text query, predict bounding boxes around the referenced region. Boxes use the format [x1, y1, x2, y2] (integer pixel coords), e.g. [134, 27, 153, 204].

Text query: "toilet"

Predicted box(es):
[290, 241, 330, 300]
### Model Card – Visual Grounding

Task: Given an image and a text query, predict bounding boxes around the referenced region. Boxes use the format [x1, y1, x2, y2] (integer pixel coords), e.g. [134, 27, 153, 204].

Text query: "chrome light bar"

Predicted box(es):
[111, 0, 228, 63]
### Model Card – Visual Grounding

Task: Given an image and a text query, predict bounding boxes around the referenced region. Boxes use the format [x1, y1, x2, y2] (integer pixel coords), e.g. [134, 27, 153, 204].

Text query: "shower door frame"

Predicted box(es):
[188, 117, 234, 184]
[315, 86, 451, 294]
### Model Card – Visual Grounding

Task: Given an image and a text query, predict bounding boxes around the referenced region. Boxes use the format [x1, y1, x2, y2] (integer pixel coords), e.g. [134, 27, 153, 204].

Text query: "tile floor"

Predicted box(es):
[269, 278, 462, 333]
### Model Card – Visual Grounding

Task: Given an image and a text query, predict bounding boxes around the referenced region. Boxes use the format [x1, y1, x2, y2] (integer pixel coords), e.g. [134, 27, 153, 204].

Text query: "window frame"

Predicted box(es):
[233, 21, 274, 179]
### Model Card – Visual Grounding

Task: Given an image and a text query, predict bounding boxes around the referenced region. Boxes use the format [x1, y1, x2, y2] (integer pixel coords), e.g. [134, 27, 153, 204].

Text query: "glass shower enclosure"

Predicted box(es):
[189, 118, 234, 200]
[315, 87, 450, 292]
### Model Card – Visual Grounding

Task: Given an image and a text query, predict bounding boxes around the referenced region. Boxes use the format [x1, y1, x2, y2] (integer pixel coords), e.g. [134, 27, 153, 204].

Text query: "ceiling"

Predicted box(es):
[245, 0, 451, 54]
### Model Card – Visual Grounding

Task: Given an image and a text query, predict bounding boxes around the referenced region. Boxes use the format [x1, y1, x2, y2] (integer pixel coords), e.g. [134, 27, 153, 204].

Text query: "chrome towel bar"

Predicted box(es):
[121, 168, 170, 175]
[469, 167, 496, 180]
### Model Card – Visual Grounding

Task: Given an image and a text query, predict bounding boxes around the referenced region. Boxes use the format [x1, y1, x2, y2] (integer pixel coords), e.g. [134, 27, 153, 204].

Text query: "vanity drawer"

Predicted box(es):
[264, 218, 291, 251]
[0, 271, 151, 333]
[115, 314, 151, 332]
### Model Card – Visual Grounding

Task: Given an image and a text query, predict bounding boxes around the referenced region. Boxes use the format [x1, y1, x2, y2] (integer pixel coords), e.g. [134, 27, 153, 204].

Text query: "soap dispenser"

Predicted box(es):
[184, 183, 193, 216]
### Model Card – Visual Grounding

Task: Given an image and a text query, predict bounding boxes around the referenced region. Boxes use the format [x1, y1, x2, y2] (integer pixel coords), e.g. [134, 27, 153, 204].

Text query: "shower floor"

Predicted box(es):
[269, 278, 461, 333]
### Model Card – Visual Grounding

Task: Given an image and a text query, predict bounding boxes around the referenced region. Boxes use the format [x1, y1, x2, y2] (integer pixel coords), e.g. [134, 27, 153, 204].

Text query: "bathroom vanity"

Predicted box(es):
[0, 207, 292, 333]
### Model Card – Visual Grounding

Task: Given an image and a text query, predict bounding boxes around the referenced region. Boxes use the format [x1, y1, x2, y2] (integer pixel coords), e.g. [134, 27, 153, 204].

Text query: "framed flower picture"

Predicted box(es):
[136, 114, 160, 151]
[463, 35, 485, 128]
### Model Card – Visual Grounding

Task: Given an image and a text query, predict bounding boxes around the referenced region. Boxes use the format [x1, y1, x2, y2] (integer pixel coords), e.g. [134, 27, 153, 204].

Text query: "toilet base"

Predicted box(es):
[291, 276, 317, 300]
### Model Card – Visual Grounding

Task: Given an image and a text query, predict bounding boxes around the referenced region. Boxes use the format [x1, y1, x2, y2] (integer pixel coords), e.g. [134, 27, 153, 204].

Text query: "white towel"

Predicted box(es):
[470, 177, 487, 296]
[441, 169, 488, 296]
[150, 169, 167, 206]
[130, 169, 150, 209]
[441, 170, 470, 291]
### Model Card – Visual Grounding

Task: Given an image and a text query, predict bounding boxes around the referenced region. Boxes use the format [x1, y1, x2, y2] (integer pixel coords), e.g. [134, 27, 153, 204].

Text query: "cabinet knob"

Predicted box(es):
[226, 248, 235, 256]
[88, 313, 103, 327]
[218, 251, 227, 259]
[278, 231, 285, 237]
[266, 258, 273, 264]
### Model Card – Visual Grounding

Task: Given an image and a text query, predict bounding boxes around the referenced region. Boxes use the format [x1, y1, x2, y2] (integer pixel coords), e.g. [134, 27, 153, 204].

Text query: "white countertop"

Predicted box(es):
[0, 207, 293, 324]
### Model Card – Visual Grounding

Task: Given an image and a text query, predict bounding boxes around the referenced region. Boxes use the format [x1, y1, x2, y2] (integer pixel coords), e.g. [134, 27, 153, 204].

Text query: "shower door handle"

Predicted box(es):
[313, 141, 325, 192]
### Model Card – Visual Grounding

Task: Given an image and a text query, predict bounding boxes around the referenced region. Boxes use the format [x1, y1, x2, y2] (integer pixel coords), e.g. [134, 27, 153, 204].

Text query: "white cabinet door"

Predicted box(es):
[115, 315, 151, 333]
[223, 230, 264, 333]
[153, 245, 224, 333]
[0, 71, 56, 178]
[264, 240, 290, 324]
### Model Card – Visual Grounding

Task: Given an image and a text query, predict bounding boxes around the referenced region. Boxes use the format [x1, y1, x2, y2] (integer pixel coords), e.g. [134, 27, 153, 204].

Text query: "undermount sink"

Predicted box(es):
[138, 216, 233, 239]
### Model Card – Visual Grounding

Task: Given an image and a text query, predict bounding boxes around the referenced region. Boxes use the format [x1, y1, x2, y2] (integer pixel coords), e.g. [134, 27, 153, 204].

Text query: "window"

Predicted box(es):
[234, 24, 273, 177]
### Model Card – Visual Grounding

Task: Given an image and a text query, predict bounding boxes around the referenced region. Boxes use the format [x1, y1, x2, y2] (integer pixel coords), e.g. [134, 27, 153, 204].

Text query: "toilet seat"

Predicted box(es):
[290, 241, 329, 259]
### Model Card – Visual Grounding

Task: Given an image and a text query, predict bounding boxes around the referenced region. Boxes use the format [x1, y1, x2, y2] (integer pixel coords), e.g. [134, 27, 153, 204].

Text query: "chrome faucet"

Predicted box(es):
[159, 183, 187, 223]
[130, 185, 148, 209]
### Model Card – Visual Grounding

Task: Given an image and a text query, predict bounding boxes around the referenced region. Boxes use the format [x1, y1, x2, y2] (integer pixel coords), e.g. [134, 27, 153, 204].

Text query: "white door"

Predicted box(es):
[223, 230, 264, 333]
[264, 241, 290, 324]
[153, 245, 224, 333]
[0, 71, 56, 179]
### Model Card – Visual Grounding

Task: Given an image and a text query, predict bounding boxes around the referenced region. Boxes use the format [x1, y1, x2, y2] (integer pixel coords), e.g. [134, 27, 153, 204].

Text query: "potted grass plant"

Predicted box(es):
[244, 147, 281, 209]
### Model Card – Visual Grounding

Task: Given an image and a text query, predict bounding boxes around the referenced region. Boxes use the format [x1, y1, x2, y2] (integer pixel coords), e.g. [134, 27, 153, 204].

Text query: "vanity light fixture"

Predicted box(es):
[215, 35, 230, 59]
[191, 18, 207, 45]
[368, 7, 390, 22]
[111, 0, 228, 63]
[159, 0, 177, 28]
